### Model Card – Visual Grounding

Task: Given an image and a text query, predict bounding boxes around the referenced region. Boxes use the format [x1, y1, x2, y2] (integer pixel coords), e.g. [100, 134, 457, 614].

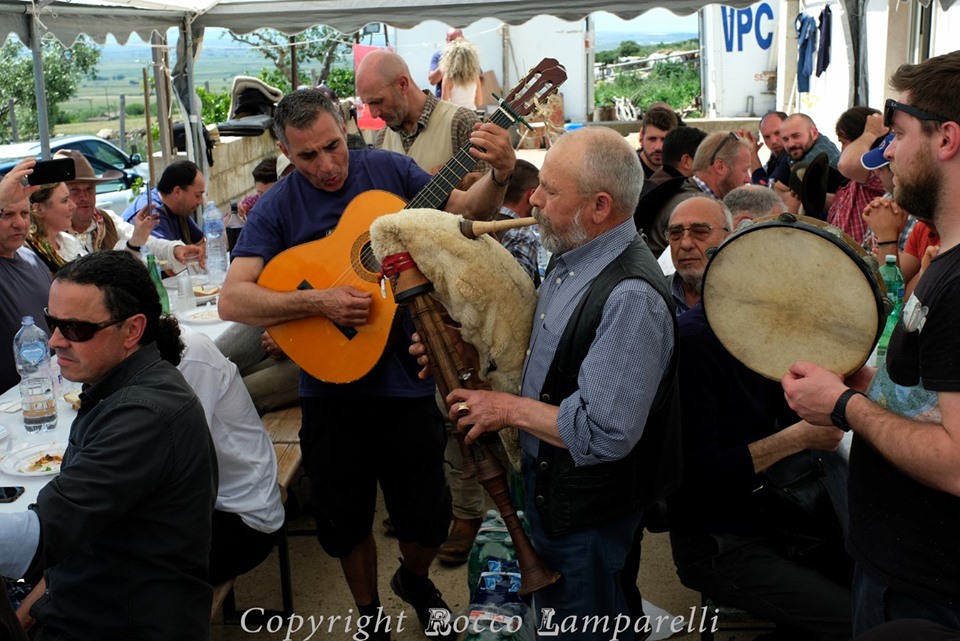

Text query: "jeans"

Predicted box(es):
[523, 454, 642, 641]
[853, 564, 960, 637]
[671, 531, 852, 641]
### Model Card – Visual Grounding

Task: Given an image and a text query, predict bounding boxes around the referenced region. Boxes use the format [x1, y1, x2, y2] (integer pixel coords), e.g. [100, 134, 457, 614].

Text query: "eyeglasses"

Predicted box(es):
[710, 132, 740, 165]
[884, 98, 951, 128]
[664, 223, 729, 241]
[43, 308, 127, 342]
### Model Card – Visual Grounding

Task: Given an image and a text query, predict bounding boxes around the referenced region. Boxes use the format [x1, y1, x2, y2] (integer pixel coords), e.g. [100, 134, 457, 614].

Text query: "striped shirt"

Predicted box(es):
[375, 92, 490, 175]
[520, 219, 674, 465]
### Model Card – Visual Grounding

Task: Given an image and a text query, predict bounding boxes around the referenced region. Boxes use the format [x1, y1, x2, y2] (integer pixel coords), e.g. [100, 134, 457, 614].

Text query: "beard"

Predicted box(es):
[533, 206, 589, 255]
[893, 151, 942, 225]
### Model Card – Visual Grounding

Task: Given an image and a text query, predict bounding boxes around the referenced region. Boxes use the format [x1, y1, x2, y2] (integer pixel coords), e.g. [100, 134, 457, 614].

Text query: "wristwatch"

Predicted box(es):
[830, 389, 864, 432]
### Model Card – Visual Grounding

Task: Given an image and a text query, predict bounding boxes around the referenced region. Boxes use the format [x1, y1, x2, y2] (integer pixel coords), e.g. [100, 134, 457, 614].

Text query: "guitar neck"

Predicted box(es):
[406, 108, 516, 211]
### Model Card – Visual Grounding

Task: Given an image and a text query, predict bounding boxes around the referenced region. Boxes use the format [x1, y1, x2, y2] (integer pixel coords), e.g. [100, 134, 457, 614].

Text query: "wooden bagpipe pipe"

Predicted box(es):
[371, 209, 559, 595]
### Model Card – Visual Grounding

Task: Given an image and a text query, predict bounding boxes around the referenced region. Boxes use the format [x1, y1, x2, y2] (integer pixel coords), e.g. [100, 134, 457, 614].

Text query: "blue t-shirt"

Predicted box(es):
[122, 187, 204, 244]
[233, 149, 439, 399]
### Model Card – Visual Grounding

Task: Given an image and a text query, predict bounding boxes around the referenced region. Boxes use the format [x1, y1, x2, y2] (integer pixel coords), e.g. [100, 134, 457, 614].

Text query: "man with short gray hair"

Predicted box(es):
[442, 126, 682, 640]
[723, 184, 787, 228]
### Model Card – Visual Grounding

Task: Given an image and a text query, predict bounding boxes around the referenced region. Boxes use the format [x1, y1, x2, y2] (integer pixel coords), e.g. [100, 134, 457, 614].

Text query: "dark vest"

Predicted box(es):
[533, 236, 682, 537]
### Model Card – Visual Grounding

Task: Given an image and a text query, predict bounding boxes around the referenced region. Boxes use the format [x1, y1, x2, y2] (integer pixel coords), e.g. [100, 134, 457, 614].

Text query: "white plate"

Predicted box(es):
[0, 442, 66, 476]
[180, 307, 222, 324]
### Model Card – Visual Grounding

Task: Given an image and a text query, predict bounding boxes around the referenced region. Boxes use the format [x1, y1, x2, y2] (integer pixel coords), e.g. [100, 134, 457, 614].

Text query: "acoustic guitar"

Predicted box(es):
[257, 58, 567, 383]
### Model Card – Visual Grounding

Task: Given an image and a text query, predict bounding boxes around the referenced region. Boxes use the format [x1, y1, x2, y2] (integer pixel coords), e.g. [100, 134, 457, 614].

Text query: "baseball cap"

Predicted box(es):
[861, 132, 895, 170]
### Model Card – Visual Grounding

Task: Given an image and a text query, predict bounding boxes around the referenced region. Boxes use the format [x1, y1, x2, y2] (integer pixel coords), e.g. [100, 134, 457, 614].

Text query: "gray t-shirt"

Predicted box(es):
[0, 247, 52, 393]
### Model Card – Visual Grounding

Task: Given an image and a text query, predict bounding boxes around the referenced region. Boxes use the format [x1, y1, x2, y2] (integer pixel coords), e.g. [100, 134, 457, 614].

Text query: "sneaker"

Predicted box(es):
[390, 563, 455, 640]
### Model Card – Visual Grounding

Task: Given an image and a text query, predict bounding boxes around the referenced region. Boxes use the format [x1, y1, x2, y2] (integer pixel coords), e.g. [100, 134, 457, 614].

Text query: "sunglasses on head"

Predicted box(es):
[884, 98, 951, 128]
[43, 308, 128, 342]
[710, 132, 740, 165]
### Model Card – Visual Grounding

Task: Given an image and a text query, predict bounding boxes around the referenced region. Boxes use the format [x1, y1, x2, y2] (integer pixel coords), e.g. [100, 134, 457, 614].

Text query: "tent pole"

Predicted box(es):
[29, 14, 51, 158]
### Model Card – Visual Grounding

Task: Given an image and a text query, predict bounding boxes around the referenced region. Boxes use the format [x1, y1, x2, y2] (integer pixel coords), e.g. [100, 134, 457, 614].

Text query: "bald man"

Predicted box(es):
[357, 50, 488, 186]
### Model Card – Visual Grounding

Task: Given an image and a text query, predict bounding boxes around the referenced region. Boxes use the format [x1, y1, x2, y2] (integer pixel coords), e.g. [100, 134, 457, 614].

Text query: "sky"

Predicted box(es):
[591, 8, 699, 34]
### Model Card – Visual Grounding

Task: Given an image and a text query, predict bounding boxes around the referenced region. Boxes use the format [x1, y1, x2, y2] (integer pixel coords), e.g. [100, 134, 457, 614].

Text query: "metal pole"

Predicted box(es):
[8, 99, 18, 142]
[29, 14, 51, 158]
[118, 95, 126, 151]
[152, 31, 173, 165]
[182, 18, 204, 173]
[290, 36, 298, 89]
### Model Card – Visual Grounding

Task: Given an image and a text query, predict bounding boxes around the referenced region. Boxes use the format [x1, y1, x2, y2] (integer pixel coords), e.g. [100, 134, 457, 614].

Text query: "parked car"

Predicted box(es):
[0, 150, 141, 215]
[0, 134, 149, 180]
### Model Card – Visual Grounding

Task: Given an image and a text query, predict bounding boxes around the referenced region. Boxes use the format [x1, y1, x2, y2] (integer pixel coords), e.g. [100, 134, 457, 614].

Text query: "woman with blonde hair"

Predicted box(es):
[439, 36, 483, 110]
[26, 178, 157, 275]
[26, 182, 76, 274]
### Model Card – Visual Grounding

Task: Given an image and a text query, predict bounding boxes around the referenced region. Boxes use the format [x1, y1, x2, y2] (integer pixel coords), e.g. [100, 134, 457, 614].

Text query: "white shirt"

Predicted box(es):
[178, 327, 285, 533]
[60, 209, 187, 271]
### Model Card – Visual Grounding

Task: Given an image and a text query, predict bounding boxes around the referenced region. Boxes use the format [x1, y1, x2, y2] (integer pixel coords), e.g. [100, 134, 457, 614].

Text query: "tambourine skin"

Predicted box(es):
[702, 214, 885, 380]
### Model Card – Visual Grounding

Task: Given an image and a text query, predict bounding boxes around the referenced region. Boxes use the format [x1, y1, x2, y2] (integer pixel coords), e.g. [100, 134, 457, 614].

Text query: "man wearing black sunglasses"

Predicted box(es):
[0, 251, 218, 640]
[783, 51, 960, 636]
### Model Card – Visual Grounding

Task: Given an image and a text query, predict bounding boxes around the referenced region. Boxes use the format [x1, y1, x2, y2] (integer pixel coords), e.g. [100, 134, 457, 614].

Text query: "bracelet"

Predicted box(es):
[490, 169, 513, 188]
[877, 240, 898, 247]
[126, 241, 142, 252]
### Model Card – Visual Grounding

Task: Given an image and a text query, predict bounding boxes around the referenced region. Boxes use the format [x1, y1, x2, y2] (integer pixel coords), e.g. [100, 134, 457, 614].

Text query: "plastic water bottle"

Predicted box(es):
[143, 250, 170, 314]
[225, 199, 245, 256]
[14, 316, 57, 433]
[876, 255, 905, 364]
[202, 201, 228, 286]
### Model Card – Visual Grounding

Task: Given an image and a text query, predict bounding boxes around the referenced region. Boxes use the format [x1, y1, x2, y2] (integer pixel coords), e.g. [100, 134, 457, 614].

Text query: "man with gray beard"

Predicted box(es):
[436, 127, 682, 640]
[783, 51, 960, 635]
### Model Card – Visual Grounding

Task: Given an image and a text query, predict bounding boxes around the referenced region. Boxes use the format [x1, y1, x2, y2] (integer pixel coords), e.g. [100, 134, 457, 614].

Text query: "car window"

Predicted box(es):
[73, 140, 128, 170]
[95, 179, 128, 195]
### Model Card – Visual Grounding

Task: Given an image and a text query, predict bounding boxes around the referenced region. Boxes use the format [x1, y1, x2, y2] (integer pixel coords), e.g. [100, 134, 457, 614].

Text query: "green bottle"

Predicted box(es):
[145, 253, 170, 314]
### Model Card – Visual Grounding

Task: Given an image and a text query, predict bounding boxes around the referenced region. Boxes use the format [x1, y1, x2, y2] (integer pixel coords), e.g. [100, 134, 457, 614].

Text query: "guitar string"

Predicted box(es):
[329, 78, 559, 285]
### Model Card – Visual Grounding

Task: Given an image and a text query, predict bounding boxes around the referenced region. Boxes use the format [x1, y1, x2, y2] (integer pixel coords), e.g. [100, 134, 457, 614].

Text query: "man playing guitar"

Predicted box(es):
[219, 88, 516, 641]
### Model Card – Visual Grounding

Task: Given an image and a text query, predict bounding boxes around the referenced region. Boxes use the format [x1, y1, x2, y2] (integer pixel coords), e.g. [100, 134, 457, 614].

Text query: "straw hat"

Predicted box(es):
[53, 149, 124, 183]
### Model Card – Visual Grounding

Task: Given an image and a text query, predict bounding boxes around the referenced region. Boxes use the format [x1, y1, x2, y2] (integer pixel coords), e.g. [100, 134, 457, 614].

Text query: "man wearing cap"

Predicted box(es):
[356, 50, 488, 188]
[55, 150, 203, 270]
[121, 160, 206, 245]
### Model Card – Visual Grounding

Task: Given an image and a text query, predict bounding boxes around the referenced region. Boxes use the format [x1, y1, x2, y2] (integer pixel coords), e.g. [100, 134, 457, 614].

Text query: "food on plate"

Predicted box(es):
[189, 309, 221, 322]
[64, 389, 81, 410]
[23, 452, 63, 473]
[193, 285, 221, 297]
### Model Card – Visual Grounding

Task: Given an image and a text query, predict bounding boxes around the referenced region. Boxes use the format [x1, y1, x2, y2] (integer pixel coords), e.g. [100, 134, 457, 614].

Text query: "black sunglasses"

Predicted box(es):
[43, 308, 127, 342]
[884, 98, 951, 128]
[710, 132, 740, 165]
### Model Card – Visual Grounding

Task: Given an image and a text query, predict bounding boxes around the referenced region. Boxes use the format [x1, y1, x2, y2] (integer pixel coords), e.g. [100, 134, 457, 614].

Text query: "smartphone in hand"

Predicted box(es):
[22, 158, 77, 186]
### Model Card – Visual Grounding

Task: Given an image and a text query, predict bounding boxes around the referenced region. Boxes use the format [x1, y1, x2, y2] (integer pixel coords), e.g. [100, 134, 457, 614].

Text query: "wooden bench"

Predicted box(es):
[211, 411, 303, 623]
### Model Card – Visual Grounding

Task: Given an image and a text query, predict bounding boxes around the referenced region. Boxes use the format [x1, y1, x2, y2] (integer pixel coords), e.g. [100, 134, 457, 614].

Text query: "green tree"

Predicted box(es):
[197, 86, 231, 123]
[0, 35, 100, 142]
[618, 40, 643, 57]
[230, 26, 349, 92]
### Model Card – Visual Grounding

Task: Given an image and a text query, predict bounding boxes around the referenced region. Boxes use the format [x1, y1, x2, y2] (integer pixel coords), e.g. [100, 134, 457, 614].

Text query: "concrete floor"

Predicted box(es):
[210, 482, 769, 641]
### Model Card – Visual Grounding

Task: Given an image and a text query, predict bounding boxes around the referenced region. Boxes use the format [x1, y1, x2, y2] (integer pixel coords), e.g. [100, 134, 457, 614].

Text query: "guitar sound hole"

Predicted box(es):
[351, 233, 381, 283]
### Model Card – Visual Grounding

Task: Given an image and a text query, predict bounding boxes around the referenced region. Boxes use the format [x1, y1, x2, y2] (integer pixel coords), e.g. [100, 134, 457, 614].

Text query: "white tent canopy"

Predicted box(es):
[0, 0, 754, 45]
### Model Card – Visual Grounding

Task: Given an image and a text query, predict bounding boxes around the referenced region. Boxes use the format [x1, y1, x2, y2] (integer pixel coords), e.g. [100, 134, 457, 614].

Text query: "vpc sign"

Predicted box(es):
[721, 2, 775, 52]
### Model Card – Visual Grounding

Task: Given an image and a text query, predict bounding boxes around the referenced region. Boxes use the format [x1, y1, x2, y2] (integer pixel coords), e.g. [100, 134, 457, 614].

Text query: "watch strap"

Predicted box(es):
[830, 389, 863, 431]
